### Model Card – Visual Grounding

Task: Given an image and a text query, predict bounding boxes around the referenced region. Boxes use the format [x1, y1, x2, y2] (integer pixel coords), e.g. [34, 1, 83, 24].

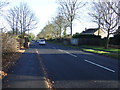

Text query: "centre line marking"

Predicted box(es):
[65, 51, 78, 57]
[58, 49, 64, 52]
[58, 49, 77, 58]
[84, 59, 115, 73]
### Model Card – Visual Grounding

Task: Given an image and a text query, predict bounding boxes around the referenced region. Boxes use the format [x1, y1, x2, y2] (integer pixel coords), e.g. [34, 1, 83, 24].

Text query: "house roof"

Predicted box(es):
[81, 28, 99, 34]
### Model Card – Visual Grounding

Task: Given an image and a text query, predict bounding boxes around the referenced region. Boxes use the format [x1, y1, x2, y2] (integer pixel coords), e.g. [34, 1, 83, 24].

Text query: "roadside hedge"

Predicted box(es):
[2, 33, 18, 53]
[110, 34, 120, 45]
[72, 34, 101, 38]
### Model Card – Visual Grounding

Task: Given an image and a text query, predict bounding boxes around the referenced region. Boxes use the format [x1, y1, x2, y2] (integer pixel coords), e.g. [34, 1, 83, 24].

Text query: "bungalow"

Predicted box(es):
[81, 28, 106, 38]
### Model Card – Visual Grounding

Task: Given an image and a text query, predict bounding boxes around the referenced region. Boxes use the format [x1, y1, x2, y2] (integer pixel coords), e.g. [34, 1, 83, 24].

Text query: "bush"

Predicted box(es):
[72, 34, 101, 38]
[110, 34, 120, 45]
[2, 33, 18, 53]
[72, 34, 102, 46]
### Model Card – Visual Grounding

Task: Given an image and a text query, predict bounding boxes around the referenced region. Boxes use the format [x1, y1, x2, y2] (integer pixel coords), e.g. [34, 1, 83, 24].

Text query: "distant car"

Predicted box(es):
[39, 39, 46, 45]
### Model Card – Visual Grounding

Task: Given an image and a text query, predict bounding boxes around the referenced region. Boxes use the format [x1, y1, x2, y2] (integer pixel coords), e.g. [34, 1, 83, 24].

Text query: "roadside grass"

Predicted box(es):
[48, 41, 120, 60]
[81, 49, 120, 59]
[81, 49, 109, 54]
[80, 45, 120, 53]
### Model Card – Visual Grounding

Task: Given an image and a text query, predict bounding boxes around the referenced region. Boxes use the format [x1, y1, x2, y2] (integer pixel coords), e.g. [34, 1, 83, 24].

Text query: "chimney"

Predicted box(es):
[85, 28, 87, 31]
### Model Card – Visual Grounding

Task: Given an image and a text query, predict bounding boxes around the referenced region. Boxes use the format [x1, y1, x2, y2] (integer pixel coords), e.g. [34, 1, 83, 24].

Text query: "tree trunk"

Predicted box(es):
[63, 26, 67, 36]
[105, 29, 110, 49]
[12, 28, 15, 35]
[70, 15, 73, 36]
[60, 26, 62, 38]
[70, 22, 72, 36]
[16, 28, 18, 35]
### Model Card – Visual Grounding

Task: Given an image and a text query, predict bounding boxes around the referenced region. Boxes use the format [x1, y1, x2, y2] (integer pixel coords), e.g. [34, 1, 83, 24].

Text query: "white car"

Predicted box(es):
[39, 39, 46, 45]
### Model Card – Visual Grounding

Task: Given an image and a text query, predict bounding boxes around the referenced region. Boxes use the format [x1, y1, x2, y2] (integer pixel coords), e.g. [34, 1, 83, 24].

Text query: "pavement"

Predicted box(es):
[2, 42, 48, 88]
[2, 41, 120, 89]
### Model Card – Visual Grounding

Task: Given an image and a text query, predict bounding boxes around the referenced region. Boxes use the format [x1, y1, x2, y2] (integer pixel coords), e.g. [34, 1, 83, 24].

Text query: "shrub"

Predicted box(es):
[110, 34, 120, 45]
[72, 34, 102, 46]
[2, 33, 18, 53]
[72, 34, 101, 38]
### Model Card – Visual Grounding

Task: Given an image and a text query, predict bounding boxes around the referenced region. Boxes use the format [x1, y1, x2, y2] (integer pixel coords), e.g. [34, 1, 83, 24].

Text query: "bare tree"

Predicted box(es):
[6, 7, 16, 34]
[57, 0, 85, 36]
[109, 1, 120, 16]
[89, 1, 119, 48]
[37, 23, 56, 39]
[6, 3, 38, 37]
[19, 3, 38, 37]
[38, 13, 70, 39]
[101, 2, 118, 48]
[107, 1, 120, 34]
[88, 2, 103, 36]
[53, 15, 68, 38]
[0, 1, 9, 15]
[0, 1, 9, 33]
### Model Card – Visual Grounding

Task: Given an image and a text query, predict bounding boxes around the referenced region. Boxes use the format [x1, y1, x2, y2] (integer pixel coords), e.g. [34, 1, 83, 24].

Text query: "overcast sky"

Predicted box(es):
[1, 0, 98, 36]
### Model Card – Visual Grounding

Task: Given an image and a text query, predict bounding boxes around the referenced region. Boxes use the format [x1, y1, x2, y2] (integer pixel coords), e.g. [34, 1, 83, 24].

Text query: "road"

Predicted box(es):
[2, 41, 48, 88]
[3, 41, 119, 88]
[33, 41, 119, 88]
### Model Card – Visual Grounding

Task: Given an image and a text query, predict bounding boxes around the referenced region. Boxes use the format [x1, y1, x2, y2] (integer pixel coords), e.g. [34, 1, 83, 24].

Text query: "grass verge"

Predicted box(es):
[81, 49, 120, 60]
[80, 45, 120, 53]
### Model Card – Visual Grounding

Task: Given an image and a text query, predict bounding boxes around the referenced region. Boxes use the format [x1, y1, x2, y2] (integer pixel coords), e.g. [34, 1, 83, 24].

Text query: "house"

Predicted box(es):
[81, 28, 106, 38]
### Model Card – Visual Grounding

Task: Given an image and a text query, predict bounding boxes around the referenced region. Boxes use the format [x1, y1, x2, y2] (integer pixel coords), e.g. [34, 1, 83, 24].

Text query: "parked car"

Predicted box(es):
[39, 39, 46, 45]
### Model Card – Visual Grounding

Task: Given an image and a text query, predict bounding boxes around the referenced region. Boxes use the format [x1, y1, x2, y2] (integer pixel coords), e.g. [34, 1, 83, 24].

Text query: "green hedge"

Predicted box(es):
[72, 34, 101, 38]
[110, 34, 120, 45]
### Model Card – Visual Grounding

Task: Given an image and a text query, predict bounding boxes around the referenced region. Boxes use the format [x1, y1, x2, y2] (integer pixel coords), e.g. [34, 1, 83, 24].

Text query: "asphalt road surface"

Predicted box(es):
[2, 42, 48, 88]
[3, 41, 120, 89]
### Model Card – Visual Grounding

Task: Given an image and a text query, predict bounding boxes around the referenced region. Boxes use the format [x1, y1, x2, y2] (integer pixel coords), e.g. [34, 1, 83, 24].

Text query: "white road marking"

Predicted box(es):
[58, 49, 77, 58]
[58, 49, 64, 52]
[65, 51, 78, 57]
[84, 59, 115, 73]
